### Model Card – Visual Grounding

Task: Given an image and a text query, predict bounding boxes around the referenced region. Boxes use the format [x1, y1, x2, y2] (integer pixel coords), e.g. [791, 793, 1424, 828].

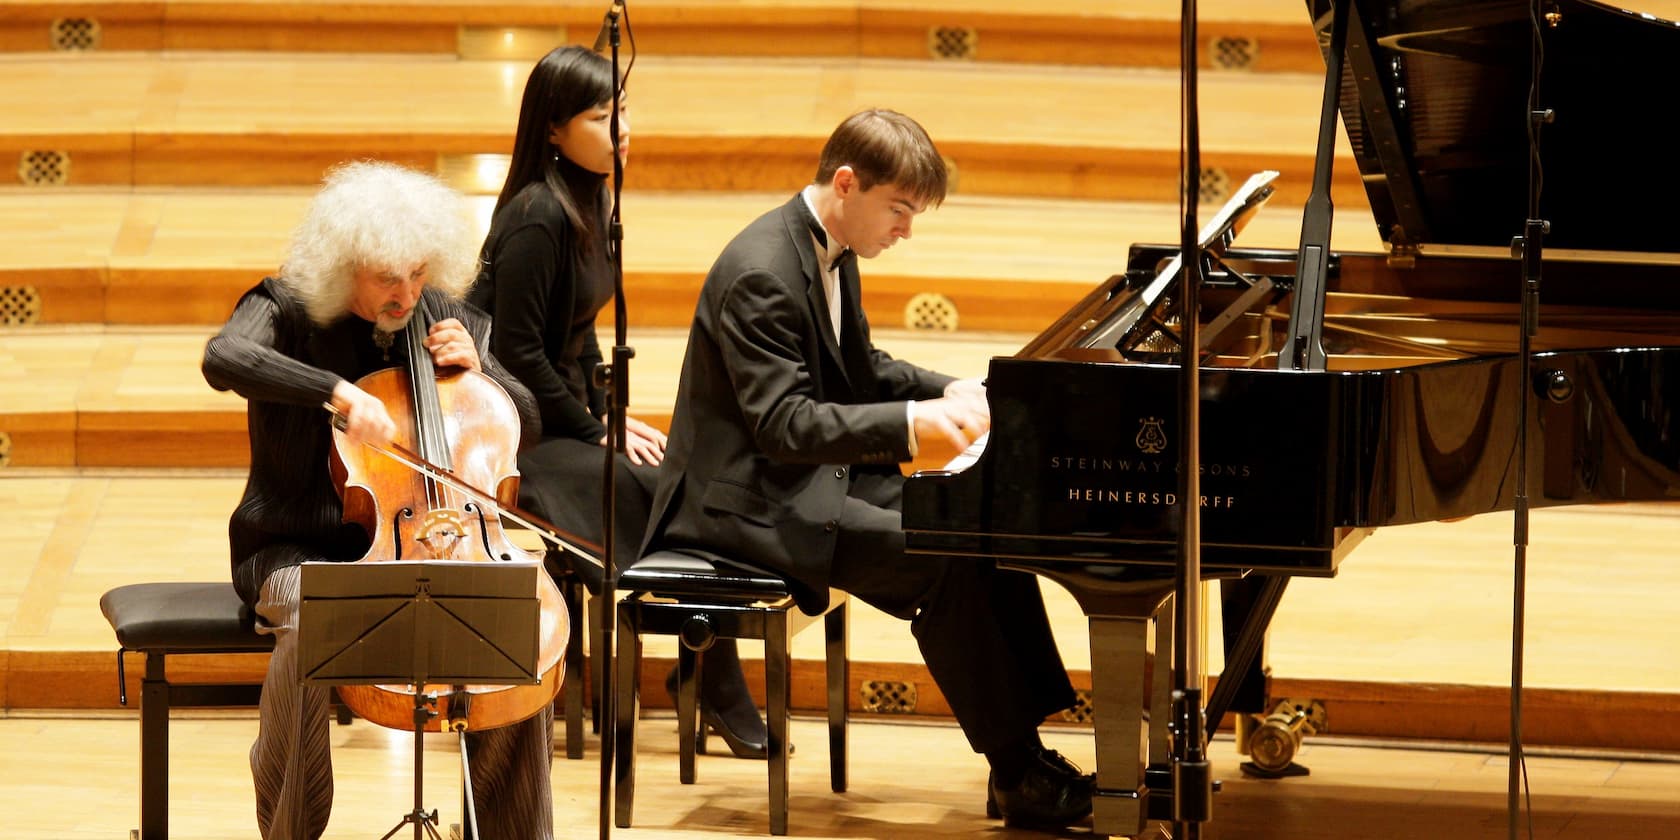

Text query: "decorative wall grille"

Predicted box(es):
[51, 17, 101, 51]
[19, 151, 70, 186]
[1212, 36, 1259, 70]
[905, 293, 958, 332]
[1199, 167, 1231, 205]
[860, 680, 917, 714]
[0, 286, 43, 326]
[929, 26, 978, 60]
[1057, 689, 1095, 724]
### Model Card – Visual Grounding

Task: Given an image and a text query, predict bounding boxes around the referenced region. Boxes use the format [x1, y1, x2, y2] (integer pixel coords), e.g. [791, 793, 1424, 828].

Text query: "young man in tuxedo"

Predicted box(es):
[641, 108, 1092, 829]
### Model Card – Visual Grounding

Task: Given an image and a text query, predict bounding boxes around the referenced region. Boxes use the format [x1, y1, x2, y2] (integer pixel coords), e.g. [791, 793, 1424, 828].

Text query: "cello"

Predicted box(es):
[326, 308, 571, 733]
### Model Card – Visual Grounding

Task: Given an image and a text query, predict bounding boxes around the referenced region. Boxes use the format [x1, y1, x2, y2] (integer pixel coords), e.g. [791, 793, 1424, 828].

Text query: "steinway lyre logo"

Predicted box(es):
[1135, 417, 1167, 455]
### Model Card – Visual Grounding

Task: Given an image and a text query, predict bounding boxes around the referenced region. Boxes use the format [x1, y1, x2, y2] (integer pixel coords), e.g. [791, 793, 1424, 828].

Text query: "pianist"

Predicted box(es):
[640, 108, 1094, 829]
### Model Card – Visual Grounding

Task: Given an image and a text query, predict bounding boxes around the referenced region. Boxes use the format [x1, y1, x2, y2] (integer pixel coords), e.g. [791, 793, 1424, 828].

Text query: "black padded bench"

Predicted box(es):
[99, 574, 589, 840]
[100, 581, 274, 840]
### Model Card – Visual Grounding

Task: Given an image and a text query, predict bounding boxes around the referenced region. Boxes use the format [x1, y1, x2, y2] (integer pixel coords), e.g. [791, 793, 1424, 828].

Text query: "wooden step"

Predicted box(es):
[0, 52, 1372, 205]
[0, 323, 1028, 469]
[0, 187, 1385, 328]
[0, 0, 1330, 72]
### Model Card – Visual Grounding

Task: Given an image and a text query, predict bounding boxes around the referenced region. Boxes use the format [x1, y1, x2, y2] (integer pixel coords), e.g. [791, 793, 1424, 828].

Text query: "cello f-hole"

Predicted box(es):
[463, 502, 500, 559]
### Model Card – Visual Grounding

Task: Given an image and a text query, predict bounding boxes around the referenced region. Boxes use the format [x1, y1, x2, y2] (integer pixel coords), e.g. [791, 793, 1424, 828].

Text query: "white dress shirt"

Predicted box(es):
[798, 186, 920, 455]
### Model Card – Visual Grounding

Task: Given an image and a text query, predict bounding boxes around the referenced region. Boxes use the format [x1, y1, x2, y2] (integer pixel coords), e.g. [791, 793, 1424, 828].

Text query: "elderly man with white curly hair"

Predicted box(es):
[202, 160, 552, 840]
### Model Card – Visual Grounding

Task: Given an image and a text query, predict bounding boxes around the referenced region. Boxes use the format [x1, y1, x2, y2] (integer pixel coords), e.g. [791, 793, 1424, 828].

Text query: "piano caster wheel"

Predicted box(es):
[1239, 699, 1323, 778]
[1241, 758, 1311, 779]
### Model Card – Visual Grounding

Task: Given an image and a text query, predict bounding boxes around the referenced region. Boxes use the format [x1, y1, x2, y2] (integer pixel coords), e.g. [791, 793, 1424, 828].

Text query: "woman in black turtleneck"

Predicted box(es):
[469, 44, 769, 758]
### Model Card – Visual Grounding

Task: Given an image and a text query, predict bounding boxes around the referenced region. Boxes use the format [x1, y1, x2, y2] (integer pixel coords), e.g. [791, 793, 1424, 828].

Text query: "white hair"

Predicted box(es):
[279, 160, 476, 326]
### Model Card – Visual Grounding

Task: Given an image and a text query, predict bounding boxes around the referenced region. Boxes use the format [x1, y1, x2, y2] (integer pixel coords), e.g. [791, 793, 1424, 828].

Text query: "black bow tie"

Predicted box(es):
[797, 198, 850, 271]
[829, 248, 854, 273]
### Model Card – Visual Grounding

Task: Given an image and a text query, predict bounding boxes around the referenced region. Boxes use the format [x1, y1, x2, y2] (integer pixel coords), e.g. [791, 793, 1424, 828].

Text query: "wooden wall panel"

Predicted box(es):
[104, 268, 251, 325]
[77, 412, 248, 468]
[0, 414, 77, 467]
[2, 269, 106, 324]
[0, 3, 165, 52]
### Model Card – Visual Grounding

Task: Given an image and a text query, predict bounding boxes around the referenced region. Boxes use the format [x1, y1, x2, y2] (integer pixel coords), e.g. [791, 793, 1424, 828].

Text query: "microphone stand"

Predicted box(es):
[1171, 0, 1212, 836]
[592, 4, 628, 838]
[1507, 4, 1550, 837]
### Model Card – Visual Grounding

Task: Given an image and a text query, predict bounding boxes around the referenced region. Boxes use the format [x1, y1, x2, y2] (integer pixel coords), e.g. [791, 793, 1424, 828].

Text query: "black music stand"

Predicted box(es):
[299, 560, 541, 840]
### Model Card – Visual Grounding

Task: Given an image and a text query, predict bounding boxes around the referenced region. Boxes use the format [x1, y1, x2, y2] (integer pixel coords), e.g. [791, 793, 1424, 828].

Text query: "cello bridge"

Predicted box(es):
[415, 509, 469, 557]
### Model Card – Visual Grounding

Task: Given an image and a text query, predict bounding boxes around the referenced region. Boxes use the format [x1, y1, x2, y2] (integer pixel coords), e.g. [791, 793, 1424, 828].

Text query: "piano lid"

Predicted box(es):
[1317, 0, 1680, 255]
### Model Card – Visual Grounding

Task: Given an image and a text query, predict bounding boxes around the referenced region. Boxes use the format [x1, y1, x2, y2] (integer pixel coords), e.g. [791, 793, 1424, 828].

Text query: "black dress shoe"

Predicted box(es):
[664, 666, 772, 760]
[985, 748, 1095, 828]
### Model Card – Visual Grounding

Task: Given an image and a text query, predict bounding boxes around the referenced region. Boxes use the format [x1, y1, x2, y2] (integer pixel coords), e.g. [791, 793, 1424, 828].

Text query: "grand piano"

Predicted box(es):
[903, 1, 1680, 836]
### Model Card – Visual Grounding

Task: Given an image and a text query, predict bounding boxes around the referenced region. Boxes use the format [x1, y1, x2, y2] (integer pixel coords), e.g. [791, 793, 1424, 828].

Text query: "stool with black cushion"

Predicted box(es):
[613, 549, 849, 836]
[99, 581, 277, 840]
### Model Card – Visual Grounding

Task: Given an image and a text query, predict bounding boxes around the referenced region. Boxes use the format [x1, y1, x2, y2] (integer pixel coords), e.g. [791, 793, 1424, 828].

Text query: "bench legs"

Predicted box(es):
[677, 643, 700, 783]
[550, 557, 608, 759]
[140, 653, 169, 840]
[612, 596, 848, 836]
[825, 602, 848, 795]
[135, 651, 265, 840]
[559, 572, 587, 759]
[612, 607, 642, 829]
[766, 609, 791, 836]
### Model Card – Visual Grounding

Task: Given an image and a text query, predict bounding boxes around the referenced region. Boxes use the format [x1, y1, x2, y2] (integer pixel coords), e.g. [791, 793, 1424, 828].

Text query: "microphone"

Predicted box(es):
[591, 2, 624, 52]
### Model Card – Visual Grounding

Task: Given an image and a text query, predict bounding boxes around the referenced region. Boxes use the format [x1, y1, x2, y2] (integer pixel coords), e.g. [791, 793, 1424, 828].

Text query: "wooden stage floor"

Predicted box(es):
[7, 709, 1680, 839]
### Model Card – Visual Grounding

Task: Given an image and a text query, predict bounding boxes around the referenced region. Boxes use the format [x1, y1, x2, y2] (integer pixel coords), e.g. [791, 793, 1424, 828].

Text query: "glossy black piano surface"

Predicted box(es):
[905, 0, 1680, 573]
[905, 343, 1680, 576]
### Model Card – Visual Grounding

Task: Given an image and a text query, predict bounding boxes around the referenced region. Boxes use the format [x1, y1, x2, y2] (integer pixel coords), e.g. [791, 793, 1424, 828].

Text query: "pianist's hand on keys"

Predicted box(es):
[941, 431, 989, 473]
[913, 377, 990, 451]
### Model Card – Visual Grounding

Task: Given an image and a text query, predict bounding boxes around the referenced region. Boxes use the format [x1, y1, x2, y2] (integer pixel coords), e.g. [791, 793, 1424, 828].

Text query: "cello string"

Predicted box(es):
[323, 402, 604, 564]
[406, 315, 448, 514]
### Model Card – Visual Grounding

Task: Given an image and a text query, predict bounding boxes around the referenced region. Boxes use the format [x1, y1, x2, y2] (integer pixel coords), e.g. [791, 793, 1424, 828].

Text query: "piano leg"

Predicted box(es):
[1089, 609, 1155, 835]
[1073, 582, 1179, 838]
[1021, 568, 1230, 839]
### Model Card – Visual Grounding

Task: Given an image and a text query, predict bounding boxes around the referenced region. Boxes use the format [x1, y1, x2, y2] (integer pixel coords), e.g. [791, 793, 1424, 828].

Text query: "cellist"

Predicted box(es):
[202, 160, 556, 840]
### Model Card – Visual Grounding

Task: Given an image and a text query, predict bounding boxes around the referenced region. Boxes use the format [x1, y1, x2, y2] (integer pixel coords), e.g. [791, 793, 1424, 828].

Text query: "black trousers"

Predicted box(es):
[827, 471, 1076, 755]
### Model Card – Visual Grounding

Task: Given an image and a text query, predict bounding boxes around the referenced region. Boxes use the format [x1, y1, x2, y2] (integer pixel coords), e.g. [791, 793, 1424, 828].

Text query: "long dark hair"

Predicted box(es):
[495, 45, 615, 251]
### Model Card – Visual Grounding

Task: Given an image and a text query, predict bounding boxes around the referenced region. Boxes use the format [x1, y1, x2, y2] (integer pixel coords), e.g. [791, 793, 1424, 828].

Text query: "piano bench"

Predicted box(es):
[614, 550, 849, 836]
[98, 581, 282, 840]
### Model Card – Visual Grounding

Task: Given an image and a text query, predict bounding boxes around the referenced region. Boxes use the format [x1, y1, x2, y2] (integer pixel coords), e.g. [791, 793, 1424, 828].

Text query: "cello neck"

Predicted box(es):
[403, 312, 454, 473]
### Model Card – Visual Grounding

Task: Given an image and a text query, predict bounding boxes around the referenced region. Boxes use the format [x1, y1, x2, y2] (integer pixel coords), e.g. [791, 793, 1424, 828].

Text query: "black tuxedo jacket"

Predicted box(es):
[642, 194, 954, 613]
